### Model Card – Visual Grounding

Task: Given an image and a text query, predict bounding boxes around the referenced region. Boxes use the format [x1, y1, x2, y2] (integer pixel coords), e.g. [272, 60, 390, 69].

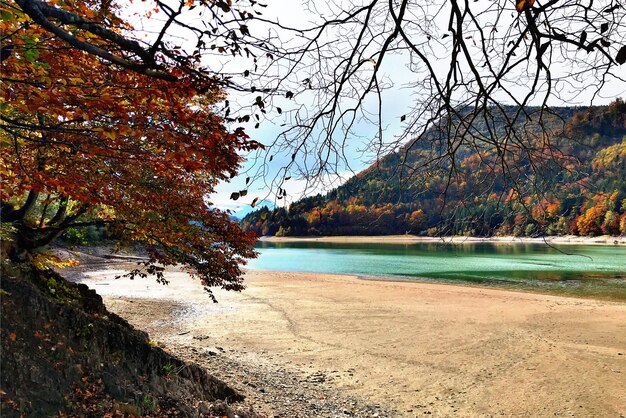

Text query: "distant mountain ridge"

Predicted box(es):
[242, 100, 626, 237]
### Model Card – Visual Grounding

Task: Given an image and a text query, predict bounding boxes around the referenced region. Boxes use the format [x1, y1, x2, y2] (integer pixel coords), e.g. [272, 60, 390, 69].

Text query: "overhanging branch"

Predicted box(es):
[14, 0, 176, 81]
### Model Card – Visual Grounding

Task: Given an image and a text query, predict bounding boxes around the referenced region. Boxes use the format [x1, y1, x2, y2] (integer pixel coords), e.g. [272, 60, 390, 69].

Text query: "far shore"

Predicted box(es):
[260, 234, 626, 245]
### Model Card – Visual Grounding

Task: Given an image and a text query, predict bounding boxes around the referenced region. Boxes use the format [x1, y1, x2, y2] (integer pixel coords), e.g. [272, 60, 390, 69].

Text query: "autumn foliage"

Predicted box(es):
[1, 0, 260, 293]
[243, 102, 626, 238]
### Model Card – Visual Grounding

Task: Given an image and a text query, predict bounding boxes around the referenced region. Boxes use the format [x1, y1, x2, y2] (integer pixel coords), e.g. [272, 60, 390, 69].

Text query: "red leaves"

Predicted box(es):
[515, 0, 535, 13]
[1, 0, 259, 291]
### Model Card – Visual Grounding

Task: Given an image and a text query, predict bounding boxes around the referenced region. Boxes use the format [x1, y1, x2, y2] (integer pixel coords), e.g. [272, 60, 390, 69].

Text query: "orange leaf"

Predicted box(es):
[516, 0, 535, 12]
[9, 332, 17, 341]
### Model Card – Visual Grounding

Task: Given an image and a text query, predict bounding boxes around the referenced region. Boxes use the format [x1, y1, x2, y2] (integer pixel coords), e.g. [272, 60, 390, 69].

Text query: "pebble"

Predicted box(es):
[141, 341, 399, 418]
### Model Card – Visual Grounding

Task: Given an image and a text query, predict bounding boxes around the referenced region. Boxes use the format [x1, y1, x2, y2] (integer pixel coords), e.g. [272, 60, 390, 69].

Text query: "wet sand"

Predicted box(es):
[67, 256, 626, 417]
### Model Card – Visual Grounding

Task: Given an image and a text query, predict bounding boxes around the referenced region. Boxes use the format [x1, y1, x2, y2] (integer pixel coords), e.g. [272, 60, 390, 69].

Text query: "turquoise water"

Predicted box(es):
[249, 241, 626, 299]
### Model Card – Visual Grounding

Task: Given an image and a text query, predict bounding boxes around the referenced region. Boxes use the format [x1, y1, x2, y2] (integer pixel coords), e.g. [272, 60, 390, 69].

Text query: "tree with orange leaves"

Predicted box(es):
[1, 0, 262, 296]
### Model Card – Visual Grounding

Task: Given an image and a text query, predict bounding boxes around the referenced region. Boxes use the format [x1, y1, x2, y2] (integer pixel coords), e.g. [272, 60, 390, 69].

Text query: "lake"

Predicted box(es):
[249, 241, 626, 299]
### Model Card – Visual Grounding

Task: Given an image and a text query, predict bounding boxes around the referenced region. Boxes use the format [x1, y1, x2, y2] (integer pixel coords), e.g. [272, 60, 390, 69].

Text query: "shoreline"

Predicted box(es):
[345, 272, 626, 302]
[260, 234, 626, 245]
[236, 270, 626, 303]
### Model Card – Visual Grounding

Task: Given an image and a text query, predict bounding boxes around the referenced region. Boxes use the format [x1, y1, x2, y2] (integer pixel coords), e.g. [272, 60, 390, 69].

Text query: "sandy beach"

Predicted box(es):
[262, 234, 626, 245]
[64, 250, 626, 418]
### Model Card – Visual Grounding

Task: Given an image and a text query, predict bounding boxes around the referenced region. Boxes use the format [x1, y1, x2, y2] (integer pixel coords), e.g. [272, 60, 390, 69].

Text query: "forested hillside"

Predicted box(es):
[242, 100, 626, 237]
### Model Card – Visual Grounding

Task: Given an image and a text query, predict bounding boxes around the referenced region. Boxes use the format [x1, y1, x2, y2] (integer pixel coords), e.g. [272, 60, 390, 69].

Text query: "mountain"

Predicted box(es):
[241, 100, 626, 237]
[231, 199, 275, 220]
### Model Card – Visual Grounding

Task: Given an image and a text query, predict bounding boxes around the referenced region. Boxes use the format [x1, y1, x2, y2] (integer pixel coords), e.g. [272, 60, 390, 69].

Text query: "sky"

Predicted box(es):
[126, 0, 626, 216]
[201, 2, 419, 215]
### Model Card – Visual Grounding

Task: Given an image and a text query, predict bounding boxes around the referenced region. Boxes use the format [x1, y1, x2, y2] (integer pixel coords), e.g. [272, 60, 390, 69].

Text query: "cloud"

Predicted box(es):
[210, 170, 352, 213]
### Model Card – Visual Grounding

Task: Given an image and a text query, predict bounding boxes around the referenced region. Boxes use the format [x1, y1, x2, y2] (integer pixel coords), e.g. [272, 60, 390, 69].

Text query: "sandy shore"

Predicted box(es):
[262, 234, 626, 245]
[64, 253, 626, 417]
